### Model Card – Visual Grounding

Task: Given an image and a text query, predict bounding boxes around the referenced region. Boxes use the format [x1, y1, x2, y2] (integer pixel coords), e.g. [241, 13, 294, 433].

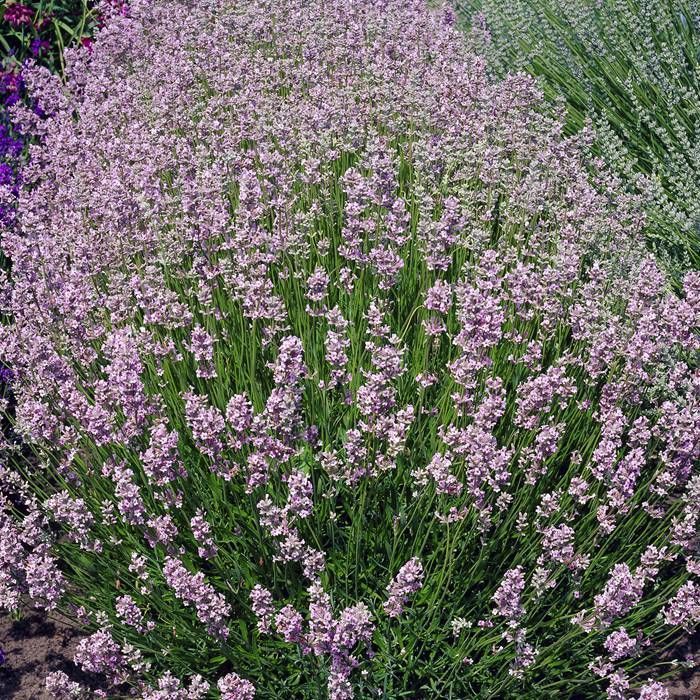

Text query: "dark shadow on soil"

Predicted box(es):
[0, 609, 95, 699]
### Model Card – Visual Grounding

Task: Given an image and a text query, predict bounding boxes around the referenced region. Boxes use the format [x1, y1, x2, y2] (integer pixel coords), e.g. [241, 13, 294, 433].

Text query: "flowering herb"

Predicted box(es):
[0, 0, 697, 699]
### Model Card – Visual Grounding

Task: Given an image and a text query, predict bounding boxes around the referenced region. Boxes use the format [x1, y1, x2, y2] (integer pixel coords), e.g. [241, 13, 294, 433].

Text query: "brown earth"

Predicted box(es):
[668, 675, 700, 699]
[0, 609, 91, 700]
[664, 634, 700, 699]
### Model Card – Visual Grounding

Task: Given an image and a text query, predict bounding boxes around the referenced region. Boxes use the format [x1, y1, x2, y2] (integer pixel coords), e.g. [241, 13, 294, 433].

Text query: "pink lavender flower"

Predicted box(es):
[492, 566, 526, 622]
[594, 563, 645, 627]
[162, 557, 230, 639]
[217, 672, 256, 700]
[24, 544, 65, 611]
[540, 524, 576, 567]
[285, 469, 314, 518]
[603, 627, 639, 661]
[182, 391, 227, 463]
[605, 669, 629, 700]
[250, 584, 275, 634]
[2, 0, 698, 696]
[421, 452, 462, 496]
[145, 514, 178, 549]
[140, 672, 210, 700]
[190, 509, 218, 559]
[568, 477, 592, 505]
[44, 491, 97, 551]
[270, 336, 307, 385]
[99, 328, 151, 438]
[424, 279, 453, 314]
[101, 460, 147, 526]
[45, 671, 88, 699]
[515, 365, 576, 430]
[638, 681, 670, 699]
[307, 582, 334, 655]
[128, 552, 152, 595]
[383, 557, 424, 618]
[335, 602, 374, 650]
[275, 604, 305, 643]
[188, 324, 217, 379]
[323, 307, 351, 390]
[306, 266, 330, 304]
[662, 580, 700, 631]
[73, 629, 127, 684]
[141, 421, 187, 487]
[115, 594, 152, 633]
[226, 393, 254, 449]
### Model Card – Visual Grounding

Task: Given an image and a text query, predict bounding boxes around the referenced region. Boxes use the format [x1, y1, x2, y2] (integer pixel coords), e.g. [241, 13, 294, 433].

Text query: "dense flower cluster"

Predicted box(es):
[0, 0, 697, 698]
[0, 1, 129, 226]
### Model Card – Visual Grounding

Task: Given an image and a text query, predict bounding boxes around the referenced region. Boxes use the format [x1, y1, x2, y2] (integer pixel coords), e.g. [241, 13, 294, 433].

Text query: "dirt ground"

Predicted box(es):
[1, 609, 699, 698]
[0, 609, 94, 700]
[668, 676, 700, 699]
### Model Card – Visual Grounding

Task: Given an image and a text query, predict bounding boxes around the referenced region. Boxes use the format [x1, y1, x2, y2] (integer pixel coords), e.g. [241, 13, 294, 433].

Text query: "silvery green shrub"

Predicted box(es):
[458, 0, 700, 273]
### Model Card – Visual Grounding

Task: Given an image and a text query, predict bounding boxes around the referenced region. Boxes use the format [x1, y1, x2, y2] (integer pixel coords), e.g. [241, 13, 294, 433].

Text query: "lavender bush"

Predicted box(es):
[0, 0, 698, 698]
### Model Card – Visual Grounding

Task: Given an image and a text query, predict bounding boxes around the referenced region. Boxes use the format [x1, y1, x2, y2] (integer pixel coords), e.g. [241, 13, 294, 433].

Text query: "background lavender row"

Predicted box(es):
[0, 1, 128, 228]
[456, 0, 700, 274]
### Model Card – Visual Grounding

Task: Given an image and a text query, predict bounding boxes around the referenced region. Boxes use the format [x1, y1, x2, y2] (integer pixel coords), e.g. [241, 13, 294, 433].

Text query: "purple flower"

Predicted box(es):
[116, 594, 150, 633]
[594, 564, 645, 627]
[275, 604, 304, 643]
[73, 629, 127, 684]
[663, 580, 700, 631]
[306, 266, 330, 304]
[217, 672, 256, 700]
[3, 4, 34, 28]
[0, 163, 14, 187]
[492, 566, 526, 622]
[250, 584, 275, 634]
[603, 627, 639, 661]
[45, 671, 87, 699]
[383, 558, 424, 618]
[30, 38, 50, 57]
[284, 469, 314, 518]
[162, 556, 231, 639]
[638, 681, 670, 700]
[190, 509, 218, 559]
[188, 324, 217, 379]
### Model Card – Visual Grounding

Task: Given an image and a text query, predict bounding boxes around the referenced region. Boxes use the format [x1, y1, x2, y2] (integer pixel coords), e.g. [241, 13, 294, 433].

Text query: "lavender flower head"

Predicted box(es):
[383, 558, 424, 618]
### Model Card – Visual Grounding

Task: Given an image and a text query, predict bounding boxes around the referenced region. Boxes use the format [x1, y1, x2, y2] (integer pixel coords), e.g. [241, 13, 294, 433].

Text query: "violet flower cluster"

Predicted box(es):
[0, 0, 697, 698]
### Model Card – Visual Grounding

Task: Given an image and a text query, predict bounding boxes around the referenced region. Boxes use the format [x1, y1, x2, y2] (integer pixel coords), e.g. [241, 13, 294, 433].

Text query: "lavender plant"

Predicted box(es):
[456, 0, 700, 273]
[0, 0, 698, 698]
[0, 0, 126, 441]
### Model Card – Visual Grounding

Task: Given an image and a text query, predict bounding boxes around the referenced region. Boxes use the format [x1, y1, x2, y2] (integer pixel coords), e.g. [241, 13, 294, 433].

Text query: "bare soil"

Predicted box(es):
[0, 609, 91, 700]
[668, 675, 700, 699]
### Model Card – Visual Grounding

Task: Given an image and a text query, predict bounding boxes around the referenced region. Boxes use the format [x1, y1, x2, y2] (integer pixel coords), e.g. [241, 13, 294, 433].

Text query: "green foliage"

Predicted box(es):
[1, 1, 98, 75]
[456, 0, 700, 272]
